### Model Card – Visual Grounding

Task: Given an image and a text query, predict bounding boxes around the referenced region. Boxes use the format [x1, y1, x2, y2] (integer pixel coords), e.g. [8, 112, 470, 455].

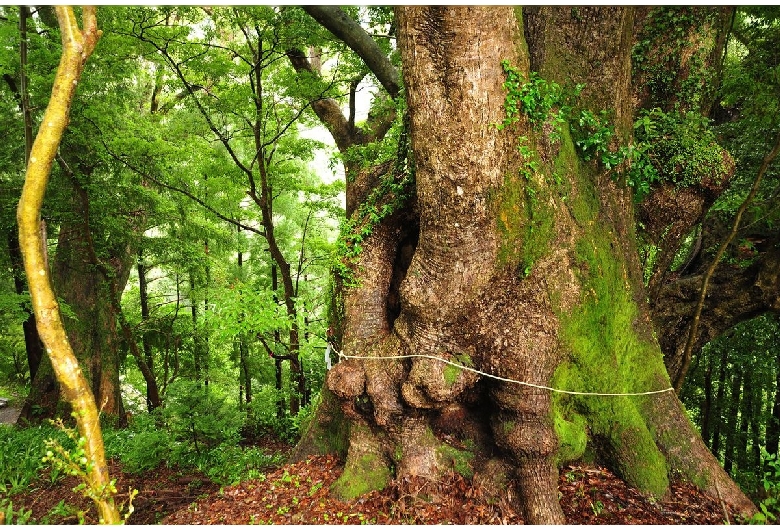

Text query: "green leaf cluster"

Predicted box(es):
[499, 60, 729, 203]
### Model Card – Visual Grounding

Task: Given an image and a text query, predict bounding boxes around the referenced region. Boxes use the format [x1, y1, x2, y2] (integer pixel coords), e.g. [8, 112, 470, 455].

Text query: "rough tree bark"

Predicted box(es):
[296, 6, 756, 523]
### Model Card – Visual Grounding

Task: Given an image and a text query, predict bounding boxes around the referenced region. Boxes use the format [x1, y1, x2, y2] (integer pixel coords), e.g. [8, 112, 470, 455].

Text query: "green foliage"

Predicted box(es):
[571, 109, 615, 163]
[114, 406, 284, 485]
[0, 500, 33, 525]
[747, 450, 780, 524]
[161, 380, 244, 455]
[681, 314, 780, 502]
[0, 423, 65, 496]
[709, 7, 780, 232]
[114, 415, 170, 473]
[42, 418, 137, 524]
[634, 108, 728, 186]
[499, 60, 729, 203]
[579, 107, 727, 202]
[244, 386, 307, 442]
[632, 7, 721, 109]
[498, 60, 579, 137]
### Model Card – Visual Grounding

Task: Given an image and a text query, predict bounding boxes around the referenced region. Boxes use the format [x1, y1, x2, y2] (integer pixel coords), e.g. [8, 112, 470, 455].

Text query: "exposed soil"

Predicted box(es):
[8, 434, 741, 525]
[0, 405, 21, 425]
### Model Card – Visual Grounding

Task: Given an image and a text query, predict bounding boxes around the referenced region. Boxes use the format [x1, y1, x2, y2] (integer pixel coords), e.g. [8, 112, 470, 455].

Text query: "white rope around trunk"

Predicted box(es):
[336, 351, 675, 397]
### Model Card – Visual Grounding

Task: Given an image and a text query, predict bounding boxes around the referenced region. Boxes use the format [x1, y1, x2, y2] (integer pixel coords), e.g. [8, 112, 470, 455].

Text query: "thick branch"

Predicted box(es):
[302, 6, 400, 99]
[673, 130, 780, 392]
[286, 48, 359, 152]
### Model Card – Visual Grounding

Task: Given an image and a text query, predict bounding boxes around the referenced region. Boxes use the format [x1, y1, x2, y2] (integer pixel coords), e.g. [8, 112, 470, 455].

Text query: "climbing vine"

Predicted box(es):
[334, 113, 415, 287]
[632, 7, 721, 109]
[499, 60, 730, 202]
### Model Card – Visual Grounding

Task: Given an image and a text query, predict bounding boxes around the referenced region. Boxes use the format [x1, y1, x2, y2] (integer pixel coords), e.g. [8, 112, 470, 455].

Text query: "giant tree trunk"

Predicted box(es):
[22, 177, 138, 422]
[299, 6, 756, 523]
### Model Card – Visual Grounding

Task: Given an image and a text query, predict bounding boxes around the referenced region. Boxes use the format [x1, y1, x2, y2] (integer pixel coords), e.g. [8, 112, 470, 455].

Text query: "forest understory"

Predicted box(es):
[8, 435, 736, 525]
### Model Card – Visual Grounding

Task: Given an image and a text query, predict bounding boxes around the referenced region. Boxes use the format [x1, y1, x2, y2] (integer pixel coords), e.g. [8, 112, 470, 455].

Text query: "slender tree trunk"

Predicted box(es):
[749, 383, 761, 474]
[738, 370, 751, 471]
[189, 271, 202, 382]
[15, 7, 119, 522]
[711, 347, 728, 458]
[203, 239, 210, 388]
[702, 351, 714, 446]
[766, 357, 780, 458]
[724, 368, 742, 474]
[137, 250, 157, 411]
[237, 242, 251, 404]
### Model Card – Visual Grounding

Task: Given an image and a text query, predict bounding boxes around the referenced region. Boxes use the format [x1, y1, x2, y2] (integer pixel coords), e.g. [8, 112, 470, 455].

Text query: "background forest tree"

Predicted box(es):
[0, 4, 779, 524]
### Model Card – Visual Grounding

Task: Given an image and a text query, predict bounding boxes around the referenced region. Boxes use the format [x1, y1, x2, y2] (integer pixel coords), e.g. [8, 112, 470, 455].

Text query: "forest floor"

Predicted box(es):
[9, 435, 743, 525]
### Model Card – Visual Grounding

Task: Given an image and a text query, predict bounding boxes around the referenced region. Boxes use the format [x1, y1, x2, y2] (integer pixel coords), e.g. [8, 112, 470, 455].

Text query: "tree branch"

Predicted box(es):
[675, 129, 780, 393]
[302, 6, 400, 99]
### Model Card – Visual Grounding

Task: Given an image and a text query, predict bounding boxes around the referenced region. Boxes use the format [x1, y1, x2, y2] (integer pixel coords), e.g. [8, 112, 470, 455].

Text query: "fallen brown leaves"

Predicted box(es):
[11, 448, 736, 525]
[164, 456, 734, 525]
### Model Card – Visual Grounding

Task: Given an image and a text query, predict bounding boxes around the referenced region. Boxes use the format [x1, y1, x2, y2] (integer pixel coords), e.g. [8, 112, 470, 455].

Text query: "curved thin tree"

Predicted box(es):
[16, 6, 120, 524]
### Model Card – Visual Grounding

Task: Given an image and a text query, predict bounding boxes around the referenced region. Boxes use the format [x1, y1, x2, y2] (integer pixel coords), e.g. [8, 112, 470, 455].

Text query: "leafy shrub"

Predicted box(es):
[0, 423, 68, 495]
[161, 380, 245, 456]
[199, 445, 283, 485]
[749, 449, 780, 524]
[120, 425, 170, 474]
[245, 386, 317, 443]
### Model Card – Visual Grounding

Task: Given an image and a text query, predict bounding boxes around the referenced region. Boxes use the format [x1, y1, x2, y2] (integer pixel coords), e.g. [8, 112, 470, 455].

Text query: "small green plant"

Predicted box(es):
[308, 481, 323, 496]
[0, 500, 33, 525]
[43, 418, 137, 523]
[591, 499, 605, 517]
[748, 449, 780, 524]
[44, 500, 85, 524]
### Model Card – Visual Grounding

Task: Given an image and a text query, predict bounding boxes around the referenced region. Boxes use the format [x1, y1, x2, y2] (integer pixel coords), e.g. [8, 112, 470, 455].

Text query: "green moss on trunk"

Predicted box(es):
[331, 452, 393, 500]
[493, 154, 557, 277]
[550, 217, 671, 497]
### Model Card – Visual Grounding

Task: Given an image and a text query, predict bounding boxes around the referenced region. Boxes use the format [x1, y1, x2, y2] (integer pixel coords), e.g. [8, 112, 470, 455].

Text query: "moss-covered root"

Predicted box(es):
[289, 387, 349, 463]
[330, 422, 392, 500]
[642, 387, 758, 518]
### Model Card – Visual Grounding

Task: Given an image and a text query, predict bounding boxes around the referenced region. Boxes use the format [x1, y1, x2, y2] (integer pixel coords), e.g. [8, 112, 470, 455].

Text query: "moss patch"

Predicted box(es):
[443, 352, 473, 387]
[443, 364, 461, 387]
[437, 443, 475, 479]
[552, 404, 587, 465]
[549, 161, 671, 497]
[331, 451, 392, 500]
[494, 155, 556, 277]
